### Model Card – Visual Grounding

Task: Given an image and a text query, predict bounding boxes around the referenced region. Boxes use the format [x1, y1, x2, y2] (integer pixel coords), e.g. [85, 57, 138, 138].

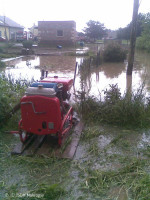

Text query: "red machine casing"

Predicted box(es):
[41, 77, 73, 93]
[20, 95, 62, 135]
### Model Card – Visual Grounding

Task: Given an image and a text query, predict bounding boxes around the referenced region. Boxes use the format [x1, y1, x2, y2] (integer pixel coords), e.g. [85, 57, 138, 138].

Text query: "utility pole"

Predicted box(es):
[127, 0, 139, 75]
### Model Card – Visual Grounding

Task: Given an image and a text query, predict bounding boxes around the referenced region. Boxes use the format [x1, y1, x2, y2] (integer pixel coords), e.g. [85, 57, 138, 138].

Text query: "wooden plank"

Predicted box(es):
[11, 135, 36, 155]
[11, 142, 24, 155]
[23, 135, 46, 156]
[11, 120, 84, 159]
[36, 135, 58, 156]
[61, 121, 84, 159]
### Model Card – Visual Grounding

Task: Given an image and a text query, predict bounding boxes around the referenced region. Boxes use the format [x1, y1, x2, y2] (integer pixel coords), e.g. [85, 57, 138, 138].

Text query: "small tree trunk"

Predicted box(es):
[127, 0, 139, 75]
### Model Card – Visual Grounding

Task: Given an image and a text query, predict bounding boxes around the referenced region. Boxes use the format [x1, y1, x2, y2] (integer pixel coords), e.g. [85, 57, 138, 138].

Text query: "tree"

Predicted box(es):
[136, 13, 150, 52]
[117, 25, 131, 42]
[136, 13, 146, 36]
[83, 20, 106, 41]
[116, 12, 146, 43]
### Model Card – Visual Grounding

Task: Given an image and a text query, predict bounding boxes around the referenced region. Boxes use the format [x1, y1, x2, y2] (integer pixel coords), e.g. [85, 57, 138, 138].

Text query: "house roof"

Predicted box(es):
[0, 16, 24, 28]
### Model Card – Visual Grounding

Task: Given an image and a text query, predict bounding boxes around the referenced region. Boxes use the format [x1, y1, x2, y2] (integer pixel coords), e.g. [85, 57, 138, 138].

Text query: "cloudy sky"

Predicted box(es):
[0, 0, 149, 31]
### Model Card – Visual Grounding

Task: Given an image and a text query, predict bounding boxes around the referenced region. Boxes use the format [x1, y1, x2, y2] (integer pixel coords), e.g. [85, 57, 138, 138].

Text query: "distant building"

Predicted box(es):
[0, 16, 24, 41]
[29, 24, 38, 41]
[38, 21, 76, 46]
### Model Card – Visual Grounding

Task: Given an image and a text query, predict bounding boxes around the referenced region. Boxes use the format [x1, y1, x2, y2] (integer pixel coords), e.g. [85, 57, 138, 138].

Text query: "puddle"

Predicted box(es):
[98, 135, 113, 149]
[137, 132, 150, 149]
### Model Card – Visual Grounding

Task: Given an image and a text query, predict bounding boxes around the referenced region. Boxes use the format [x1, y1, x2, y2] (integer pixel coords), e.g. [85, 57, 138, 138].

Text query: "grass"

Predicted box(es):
[82, 159, 150, 200]
[81, 126, 105, 140]
[0, 130, 71, 199]
[122, 40, 130, 45]
[0, 53, 18, 59]
[0, 120, 150, 199]
[77, 83, 150, 129]
[83, 157, 149, 199]
[66, 50, 95, 57]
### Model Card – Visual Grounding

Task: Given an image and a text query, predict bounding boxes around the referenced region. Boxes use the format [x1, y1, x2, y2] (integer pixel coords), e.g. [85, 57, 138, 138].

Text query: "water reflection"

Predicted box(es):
[1, 50, 150, 97]
[101, 62, 126, 78]
[126, 75, 132, 93]
[4, 56, 40, 82]
[39, 55, 76, 77]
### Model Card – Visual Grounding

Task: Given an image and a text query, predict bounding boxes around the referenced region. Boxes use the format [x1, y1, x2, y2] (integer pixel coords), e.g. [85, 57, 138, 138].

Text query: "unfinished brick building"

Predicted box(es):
[38, 21, 76, 47]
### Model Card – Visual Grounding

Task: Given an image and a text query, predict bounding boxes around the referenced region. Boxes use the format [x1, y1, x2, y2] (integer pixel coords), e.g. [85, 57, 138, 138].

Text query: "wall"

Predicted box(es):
[0, 26, 24, 41]
[9, 27, 24, 40]
[38, 21, 76, 46]
[0, 26, 9, 40]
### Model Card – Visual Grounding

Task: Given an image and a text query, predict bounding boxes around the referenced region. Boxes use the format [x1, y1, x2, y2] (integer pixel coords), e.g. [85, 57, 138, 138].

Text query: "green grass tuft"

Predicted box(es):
[78, 84, 150, 128]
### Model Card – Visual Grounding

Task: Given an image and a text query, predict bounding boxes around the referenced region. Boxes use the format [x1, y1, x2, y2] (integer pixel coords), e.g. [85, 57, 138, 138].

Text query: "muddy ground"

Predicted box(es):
[0, 122, 150, 200]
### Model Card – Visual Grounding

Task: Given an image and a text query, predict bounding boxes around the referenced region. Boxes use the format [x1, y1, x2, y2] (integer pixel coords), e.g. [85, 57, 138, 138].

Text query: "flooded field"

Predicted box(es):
[1, 49, 150, 98]
[0, 47, 150, 199]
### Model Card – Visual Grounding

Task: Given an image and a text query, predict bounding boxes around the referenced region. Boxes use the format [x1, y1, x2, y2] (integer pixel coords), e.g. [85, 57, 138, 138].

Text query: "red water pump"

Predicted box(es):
[18, 76, 73, 146]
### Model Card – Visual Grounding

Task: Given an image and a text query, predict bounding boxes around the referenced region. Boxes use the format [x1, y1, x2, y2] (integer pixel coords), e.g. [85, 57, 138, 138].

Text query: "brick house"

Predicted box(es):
[38, 21, 76, 46]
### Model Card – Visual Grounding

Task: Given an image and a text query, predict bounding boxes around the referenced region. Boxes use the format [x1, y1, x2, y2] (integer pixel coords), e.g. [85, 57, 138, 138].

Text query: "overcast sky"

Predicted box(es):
[0, 0, 149, 31]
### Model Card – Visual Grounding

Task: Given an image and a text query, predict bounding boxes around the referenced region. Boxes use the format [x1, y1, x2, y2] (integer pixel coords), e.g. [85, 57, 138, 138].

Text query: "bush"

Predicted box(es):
[78, 84, 150, 128]
[0, 47, 4, 53]
[22, 40, 33, 49]
[103, 43, 127, 62]
[0, 74, 28, 123]
[136, 34, 150, 52]
[0, 61, 5, 68]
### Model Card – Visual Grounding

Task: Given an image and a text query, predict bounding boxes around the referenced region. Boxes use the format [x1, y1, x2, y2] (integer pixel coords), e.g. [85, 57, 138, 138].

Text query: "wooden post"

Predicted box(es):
[73, 62, 78, 86]
[127, 0, 139, 75]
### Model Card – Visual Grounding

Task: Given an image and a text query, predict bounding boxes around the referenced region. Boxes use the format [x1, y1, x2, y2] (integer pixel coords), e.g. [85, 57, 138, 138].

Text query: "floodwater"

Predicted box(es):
[1, 49, 150, 97]
[1, 49, 150, 200]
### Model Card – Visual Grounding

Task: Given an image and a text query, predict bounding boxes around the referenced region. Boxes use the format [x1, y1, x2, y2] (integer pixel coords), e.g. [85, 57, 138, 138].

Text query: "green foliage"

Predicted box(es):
[0, 60, 5, 68]
[83, 20, 106, 41]
[0, 46, 4, 53]
[103, 43, 127, 62]
[136, 12, 150, 52]
[78, 84, 150, 128]
[37, 184, 66, 200]
[22, 40, 33, 49]
[136, 34, 150, 52]
[117, 25, 131, 41]
[117, 12, 147, 40]
[0, 74, 28, 124]
[0, 54, 17, 59]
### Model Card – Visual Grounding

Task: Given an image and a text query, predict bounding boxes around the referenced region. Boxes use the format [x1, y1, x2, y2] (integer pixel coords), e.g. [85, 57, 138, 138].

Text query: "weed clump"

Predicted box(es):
[103, 43, 127, 62]
[36, 184, 66, 200]
[78, 84, 150, 128]
[0, 60, 5, 68]
[0, 74, 29, 124]
[22, 40, 33, 49]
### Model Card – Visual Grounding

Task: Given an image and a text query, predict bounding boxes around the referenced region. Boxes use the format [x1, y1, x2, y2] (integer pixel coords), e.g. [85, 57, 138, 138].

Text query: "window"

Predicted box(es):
[57, 30, 63, 37]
